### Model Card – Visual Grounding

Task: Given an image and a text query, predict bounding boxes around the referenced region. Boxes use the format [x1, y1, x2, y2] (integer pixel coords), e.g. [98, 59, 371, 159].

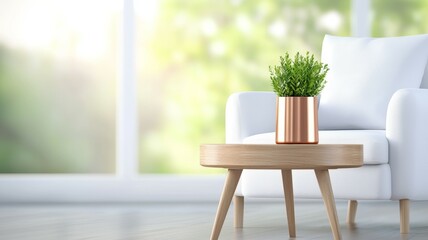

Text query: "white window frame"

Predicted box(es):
[0, 0, 370, 202]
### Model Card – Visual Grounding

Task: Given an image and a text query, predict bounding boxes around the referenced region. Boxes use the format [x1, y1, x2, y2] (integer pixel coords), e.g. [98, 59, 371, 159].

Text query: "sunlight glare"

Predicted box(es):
[0, 0, 120, 61]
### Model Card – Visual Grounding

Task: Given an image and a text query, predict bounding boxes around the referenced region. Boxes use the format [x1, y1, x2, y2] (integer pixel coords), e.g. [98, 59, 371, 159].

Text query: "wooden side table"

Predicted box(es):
[200, 144, 363, 240]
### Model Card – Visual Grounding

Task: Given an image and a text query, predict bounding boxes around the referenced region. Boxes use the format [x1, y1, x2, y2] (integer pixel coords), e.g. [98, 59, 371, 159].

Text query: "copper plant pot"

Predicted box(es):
[276, 96, 319, 144]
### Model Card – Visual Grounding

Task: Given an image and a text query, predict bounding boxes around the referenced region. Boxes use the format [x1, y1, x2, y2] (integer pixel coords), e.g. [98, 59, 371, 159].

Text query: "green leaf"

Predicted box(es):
[269, 51, 329, 97]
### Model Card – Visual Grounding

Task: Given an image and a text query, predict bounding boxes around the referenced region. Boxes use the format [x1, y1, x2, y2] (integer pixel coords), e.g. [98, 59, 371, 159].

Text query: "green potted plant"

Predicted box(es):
[269, 52, 329, 144]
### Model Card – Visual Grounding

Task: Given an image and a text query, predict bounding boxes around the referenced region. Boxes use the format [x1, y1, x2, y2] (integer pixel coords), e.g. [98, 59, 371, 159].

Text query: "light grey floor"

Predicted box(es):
[0, 200, 427, 240]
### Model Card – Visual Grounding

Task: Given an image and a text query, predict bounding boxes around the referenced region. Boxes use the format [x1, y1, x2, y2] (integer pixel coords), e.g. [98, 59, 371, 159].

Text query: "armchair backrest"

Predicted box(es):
[319, 34, 428, 130]
[225, 92, 276, 143]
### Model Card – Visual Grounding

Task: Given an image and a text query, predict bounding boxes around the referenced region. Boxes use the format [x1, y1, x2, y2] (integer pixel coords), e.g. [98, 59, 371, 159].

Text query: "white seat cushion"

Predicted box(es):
[241, 165, 391, 199]
[243, 130, 388, 164]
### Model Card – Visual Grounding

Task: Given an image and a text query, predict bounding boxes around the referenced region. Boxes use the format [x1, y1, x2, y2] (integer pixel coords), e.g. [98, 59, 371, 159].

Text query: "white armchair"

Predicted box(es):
[226, 34, 428, 233]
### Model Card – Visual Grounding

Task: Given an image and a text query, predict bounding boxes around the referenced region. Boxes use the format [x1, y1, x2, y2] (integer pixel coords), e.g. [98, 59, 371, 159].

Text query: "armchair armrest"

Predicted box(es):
[386, 88, 428, 200]
[225, 92, 276, 143]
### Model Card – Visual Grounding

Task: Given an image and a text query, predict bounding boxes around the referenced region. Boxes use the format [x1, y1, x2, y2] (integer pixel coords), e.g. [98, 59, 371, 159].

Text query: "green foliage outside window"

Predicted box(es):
[0, 1, 117, 173]
[372, 0, 428, 36]
[1, 0, 427, 174]
[137, 0, 350, 173]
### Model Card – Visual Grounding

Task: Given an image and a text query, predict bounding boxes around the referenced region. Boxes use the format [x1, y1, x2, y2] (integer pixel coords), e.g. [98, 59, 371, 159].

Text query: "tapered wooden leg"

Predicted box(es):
[347, 200, 358, 225]
[281, 169, 296, 238]
[315, 169, 342, 240]
[210, 169, 242, 240]
[234, 195, 244, 228]
[400, 199, 410, 234]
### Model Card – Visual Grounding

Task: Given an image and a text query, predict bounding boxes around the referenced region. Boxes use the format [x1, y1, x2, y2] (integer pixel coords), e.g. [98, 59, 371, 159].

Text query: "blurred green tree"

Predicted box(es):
[372, 0, 428, 36]
[0, 45, 116, 173]
[137, 0, 350, 173]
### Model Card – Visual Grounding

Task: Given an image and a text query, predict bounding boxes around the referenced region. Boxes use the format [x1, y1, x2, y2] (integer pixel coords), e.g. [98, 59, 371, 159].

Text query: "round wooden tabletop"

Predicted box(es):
[200, 144, 363, 169]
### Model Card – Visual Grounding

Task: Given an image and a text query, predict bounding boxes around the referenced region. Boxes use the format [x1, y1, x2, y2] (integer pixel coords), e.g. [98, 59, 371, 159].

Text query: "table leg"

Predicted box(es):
[281, 169, 296, 238]
[315, 169, 342, 240]
[234, 195, 244, 228]
[210, 169, 242, 240]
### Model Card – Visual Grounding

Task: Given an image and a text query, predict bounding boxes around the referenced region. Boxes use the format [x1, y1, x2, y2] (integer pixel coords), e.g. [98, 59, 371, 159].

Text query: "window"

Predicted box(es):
[0, 0, 426, 201]
[0, 0, 119, 173]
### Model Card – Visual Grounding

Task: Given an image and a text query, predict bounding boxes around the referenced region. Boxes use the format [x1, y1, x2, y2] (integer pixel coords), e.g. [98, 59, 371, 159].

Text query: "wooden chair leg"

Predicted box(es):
[400, 199, 410, 234]
[234, 195, 244, 228]
[346, 200, 358, 225]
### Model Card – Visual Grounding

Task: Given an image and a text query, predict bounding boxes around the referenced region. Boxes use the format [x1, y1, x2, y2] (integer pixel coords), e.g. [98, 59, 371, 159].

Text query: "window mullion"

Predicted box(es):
[117, 0, 138, 178]
[352, 0, 371, 37]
